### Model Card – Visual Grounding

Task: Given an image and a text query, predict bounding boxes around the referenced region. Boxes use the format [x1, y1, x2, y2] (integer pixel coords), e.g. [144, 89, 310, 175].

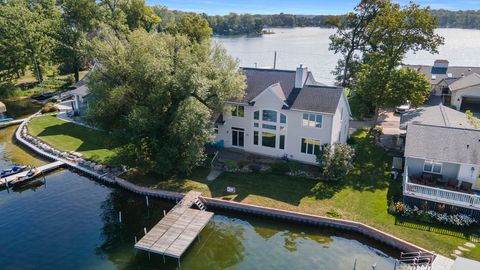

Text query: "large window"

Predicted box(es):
[252, 109, 286, 150]
[424, 160, 442, 174]
[231, 105, 244, 117]
[302, 113, 322, 128]
[300, 138, 321, 155]
[262, 132, 276, 148]
[262, 110, 277, 122]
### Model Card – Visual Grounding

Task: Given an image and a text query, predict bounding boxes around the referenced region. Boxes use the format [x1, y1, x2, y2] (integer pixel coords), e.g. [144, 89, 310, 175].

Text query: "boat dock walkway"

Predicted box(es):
[0, 118, 27, 129]
[135, 191, 214, 260]
[0, 161, 65, 187]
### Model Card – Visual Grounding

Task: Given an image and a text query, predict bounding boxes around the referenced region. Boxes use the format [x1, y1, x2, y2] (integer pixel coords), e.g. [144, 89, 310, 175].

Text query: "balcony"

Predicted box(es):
[403, 166, 480, 210]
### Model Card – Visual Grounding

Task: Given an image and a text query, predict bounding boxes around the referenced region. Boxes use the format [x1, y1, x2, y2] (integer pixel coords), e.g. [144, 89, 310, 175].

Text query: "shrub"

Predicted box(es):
[224, 160, 238, 170]
[271, 161, 290, 175]
[238, 159, 250, 169]
[317, 143, 355, 181]
[287, 161, 301, 173]
[391, 202, 477, 227]
[346, 136, 356, 145]
[248, 163, 261, 173]
[41, 102, 58, 114]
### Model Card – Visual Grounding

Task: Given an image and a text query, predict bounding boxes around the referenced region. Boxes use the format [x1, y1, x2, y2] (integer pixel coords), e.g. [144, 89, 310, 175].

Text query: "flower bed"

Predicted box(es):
[389, 202, 478, 227]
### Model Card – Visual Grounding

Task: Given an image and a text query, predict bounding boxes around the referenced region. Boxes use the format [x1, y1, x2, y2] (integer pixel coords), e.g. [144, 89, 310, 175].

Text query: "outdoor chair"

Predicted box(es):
[459, 182, 473, 193]
[445, 178, 459, 190]
[422, 173, 437, 186]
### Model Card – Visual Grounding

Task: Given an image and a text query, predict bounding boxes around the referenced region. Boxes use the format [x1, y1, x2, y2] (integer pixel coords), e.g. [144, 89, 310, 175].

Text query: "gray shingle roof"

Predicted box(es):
[405, 123, 480, 165]
[289, 85, 343, 113]
[238, 68, 343, 114]
[449, 73, 480, 91]
[400, 104, 474, 130]
[404, 64, 480, 86]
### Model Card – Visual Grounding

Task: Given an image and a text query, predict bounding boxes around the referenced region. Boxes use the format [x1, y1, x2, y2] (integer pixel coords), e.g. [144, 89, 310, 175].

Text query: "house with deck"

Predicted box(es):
[403, 123, 480, 217]
[213, 65, 351, 164]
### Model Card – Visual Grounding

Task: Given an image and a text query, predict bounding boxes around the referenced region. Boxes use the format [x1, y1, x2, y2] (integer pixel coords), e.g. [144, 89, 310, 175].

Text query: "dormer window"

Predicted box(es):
[231, 105, 244, 117]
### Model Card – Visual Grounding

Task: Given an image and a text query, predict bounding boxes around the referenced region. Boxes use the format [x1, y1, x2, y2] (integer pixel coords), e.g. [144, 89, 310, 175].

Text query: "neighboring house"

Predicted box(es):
[405, 60, 480, 111]
[448, 73, 480, 111]
[214, 65, 351, 164]
[403, 122, 480, 216]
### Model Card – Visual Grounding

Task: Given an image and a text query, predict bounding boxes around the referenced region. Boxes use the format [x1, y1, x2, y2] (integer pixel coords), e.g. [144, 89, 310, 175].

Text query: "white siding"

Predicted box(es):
[451, 85, 480, 110]
[216, 87, 341, 164]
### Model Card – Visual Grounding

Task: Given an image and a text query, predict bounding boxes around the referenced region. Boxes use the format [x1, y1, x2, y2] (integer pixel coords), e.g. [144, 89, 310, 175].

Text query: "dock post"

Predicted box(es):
[163, 254, 165, 264]
[145, 196, 149, 207]
[178, 258, 181, 268]
[42, 171, 46, 183]
[118, 211, 122, 223]
[163, 210, 166, 216]
[372, 263, 376, 270]
[353, 258, 356, 270]
[4, 178, 9, 193]
[148, 252, 151, 261]
[144, 227, 147, 235]
[135, 236, 137, 243]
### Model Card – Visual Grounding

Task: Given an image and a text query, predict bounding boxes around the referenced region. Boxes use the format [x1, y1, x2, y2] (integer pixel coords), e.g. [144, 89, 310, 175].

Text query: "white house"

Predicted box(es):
[214, 65, 351, 164]
[403, 123, 480, 216]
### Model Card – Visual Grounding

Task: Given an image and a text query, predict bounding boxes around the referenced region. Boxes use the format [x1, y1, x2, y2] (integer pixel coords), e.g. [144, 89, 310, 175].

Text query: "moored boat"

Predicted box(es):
[0, 165, 27, 178]
[10, 168, 41, 187]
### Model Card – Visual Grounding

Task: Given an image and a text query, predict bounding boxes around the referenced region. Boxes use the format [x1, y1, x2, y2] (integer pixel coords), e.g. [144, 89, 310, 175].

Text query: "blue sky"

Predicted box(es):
[147, 1, 480, 15]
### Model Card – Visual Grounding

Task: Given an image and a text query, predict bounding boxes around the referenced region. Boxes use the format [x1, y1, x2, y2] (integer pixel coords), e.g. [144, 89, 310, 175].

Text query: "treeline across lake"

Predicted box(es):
[155, 9, 480, 36]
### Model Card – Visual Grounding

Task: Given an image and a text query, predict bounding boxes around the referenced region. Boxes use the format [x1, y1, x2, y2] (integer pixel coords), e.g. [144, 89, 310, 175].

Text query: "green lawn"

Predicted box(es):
[28, 115, 119, 164]
[26, 116, 480, 259]
[126, 131, 480, 259]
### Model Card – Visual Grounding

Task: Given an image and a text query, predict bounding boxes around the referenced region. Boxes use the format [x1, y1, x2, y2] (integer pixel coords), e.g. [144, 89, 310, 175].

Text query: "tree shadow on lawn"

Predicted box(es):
[209, 172, 318, 206]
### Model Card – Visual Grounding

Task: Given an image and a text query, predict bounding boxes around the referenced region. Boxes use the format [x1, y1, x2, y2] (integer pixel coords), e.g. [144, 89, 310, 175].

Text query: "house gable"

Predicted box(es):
[251, 83, 288, 109]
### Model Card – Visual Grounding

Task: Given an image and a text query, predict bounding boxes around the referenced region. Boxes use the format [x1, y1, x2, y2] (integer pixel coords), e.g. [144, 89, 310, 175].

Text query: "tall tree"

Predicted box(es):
[167, 14, 212, 43]
[99, 0, 160, 33]
[86, 28, 245, 176]
[0, 0, 60, 83]
[56, 0, 98, 82]
[355, 2, 443, 125]
[328, 0, 385, 87]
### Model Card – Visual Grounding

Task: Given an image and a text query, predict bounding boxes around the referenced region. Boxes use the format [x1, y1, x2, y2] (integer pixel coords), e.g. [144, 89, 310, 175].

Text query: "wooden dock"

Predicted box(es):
[135, 191, 214, 259]
[0, 161, 65, 187]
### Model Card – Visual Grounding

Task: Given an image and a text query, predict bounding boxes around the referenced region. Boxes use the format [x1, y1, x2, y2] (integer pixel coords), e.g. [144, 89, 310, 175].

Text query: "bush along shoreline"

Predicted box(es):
[389, 202, 478, 227]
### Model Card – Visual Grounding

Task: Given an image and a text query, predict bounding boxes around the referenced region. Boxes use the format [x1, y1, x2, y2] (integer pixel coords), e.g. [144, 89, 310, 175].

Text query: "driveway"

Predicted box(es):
[377, 109, 401, 150]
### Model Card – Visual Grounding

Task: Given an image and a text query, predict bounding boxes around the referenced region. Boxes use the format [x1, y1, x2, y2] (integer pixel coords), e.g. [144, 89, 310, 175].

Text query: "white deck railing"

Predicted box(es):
[403, 166, 480, 210]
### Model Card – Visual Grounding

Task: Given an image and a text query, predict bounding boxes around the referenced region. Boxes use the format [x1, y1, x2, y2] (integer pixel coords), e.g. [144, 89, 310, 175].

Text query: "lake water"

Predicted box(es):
[214, 28, 480, 84]
[0, 102, 398, 269]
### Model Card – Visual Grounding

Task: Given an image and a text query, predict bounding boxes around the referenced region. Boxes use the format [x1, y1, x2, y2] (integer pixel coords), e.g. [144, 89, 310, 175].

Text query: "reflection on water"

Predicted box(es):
[0, 170, 397, 270]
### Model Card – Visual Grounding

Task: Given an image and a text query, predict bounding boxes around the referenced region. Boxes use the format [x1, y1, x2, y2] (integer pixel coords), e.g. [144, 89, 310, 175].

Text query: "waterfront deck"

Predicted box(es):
[0, 161, 65, 187]
[134, 191, 214, 259]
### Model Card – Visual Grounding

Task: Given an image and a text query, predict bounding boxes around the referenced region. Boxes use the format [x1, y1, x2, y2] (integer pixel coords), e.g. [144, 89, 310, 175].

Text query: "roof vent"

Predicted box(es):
[432, 75, 437, 80]
[447, 73, 452, 78]
[468, 68, 472, 71]
[461, 73, 465, 77]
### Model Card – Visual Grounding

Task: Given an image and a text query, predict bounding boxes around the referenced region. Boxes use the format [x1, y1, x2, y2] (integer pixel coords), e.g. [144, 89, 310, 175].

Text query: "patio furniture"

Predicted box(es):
[422, 173, 437, 187]
[445, 178, 459, 190]
[459, 181, 473, 193]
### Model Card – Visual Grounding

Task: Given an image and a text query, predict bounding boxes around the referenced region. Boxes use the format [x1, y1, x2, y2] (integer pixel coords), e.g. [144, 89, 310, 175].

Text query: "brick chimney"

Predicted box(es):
[295, 64, 308, 88]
